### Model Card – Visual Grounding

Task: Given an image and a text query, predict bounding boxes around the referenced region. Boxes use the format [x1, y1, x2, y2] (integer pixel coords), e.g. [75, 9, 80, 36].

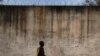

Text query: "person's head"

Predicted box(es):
[39, 41, 44, 47]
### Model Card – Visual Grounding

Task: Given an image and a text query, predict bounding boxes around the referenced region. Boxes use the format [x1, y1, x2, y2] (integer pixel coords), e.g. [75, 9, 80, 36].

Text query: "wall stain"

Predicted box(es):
[0, 6, 100, 56]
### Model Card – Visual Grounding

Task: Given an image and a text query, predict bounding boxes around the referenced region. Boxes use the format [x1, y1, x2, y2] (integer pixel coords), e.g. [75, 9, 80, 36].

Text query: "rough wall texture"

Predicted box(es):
[0, 6, 100, 56]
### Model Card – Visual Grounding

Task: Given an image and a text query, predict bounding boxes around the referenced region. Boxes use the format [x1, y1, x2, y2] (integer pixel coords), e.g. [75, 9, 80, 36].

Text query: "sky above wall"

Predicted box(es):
[1, 0, 96, 6]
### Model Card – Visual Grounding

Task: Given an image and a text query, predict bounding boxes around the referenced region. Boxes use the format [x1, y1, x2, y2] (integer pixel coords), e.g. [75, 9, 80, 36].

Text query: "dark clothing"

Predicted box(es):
[38, 47, 45, 56]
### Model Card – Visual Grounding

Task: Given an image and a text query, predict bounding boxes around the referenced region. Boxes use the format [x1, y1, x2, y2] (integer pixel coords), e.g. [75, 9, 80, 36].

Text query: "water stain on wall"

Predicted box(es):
[0, 6, 100, 56]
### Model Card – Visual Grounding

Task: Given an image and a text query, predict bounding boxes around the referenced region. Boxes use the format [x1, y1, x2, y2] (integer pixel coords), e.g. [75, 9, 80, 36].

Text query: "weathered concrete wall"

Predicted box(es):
[0, 6, 100, 56]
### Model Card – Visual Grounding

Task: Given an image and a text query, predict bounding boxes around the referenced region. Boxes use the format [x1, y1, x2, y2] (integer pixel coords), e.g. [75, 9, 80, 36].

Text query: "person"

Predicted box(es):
[37, 41, 45, 56]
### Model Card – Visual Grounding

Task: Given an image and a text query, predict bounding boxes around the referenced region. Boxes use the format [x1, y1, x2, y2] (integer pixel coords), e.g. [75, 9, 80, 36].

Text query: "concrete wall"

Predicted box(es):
[0, 6, 100, 56]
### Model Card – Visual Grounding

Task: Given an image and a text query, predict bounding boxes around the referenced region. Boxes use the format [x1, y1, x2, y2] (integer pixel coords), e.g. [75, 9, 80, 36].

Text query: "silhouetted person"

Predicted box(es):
[37, 41, 45, 56]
